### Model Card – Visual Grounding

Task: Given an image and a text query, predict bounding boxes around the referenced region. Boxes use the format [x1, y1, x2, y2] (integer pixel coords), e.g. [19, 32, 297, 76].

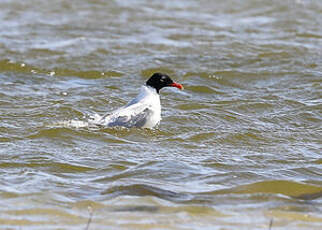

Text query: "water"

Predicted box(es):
[0, 0, 321, 229]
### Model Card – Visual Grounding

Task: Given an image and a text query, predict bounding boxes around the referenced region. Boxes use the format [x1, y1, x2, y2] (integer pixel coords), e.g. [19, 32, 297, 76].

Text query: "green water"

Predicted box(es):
[0, 0, 321, 229]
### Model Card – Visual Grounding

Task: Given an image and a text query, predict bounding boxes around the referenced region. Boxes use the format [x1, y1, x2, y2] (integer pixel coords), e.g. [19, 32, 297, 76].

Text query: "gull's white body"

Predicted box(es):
[100, 85, 161, 128]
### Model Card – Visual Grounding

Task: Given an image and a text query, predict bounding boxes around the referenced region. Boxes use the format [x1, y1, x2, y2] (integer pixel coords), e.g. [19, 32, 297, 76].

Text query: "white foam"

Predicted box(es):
[50, 113, 105, 129]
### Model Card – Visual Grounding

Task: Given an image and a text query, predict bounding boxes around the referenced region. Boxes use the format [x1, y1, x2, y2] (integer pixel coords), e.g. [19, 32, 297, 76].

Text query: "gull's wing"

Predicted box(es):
[101, 102, 153, 128]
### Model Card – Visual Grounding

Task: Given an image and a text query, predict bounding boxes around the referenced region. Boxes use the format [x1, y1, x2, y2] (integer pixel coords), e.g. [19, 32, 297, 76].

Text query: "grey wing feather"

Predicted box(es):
[107, 107, 152, 128]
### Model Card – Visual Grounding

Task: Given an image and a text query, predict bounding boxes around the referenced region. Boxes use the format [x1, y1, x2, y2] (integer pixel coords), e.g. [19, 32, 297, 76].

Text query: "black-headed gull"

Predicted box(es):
[99, 73, 183, 128]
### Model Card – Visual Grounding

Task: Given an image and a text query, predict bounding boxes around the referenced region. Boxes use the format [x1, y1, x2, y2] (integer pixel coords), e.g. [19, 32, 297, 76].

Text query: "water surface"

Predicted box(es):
[0, 0, 321, 229]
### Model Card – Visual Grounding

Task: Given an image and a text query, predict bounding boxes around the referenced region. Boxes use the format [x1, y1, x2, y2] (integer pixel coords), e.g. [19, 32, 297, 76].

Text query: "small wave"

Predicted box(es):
[202, 180, 322, 200]
[102, 184, 192, 202]
[0, 59, 123, 79]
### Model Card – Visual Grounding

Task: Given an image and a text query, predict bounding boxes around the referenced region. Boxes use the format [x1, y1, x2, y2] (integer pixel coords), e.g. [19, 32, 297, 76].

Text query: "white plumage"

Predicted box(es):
[99, 85, 161, 128]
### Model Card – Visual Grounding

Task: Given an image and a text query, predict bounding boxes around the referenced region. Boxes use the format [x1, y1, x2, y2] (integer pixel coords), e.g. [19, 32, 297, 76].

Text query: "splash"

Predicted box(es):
[51, 113, 106, 129]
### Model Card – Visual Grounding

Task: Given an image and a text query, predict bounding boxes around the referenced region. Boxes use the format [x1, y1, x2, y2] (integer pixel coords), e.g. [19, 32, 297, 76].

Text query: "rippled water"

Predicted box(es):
[0, 0, 322, 229]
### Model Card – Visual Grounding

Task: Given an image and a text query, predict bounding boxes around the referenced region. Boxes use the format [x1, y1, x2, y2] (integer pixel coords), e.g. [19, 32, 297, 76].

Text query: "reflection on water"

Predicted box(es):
[0, 0, 322, 229]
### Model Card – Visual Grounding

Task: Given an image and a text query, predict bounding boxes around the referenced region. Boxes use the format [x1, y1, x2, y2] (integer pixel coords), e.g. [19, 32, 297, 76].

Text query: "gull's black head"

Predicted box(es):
[146, 73, 183, 93]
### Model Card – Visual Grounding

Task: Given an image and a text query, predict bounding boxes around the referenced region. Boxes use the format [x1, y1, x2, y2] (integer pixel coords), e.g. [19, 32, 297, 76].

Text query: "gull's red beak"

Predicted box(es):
[169, 82, 184, 90]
